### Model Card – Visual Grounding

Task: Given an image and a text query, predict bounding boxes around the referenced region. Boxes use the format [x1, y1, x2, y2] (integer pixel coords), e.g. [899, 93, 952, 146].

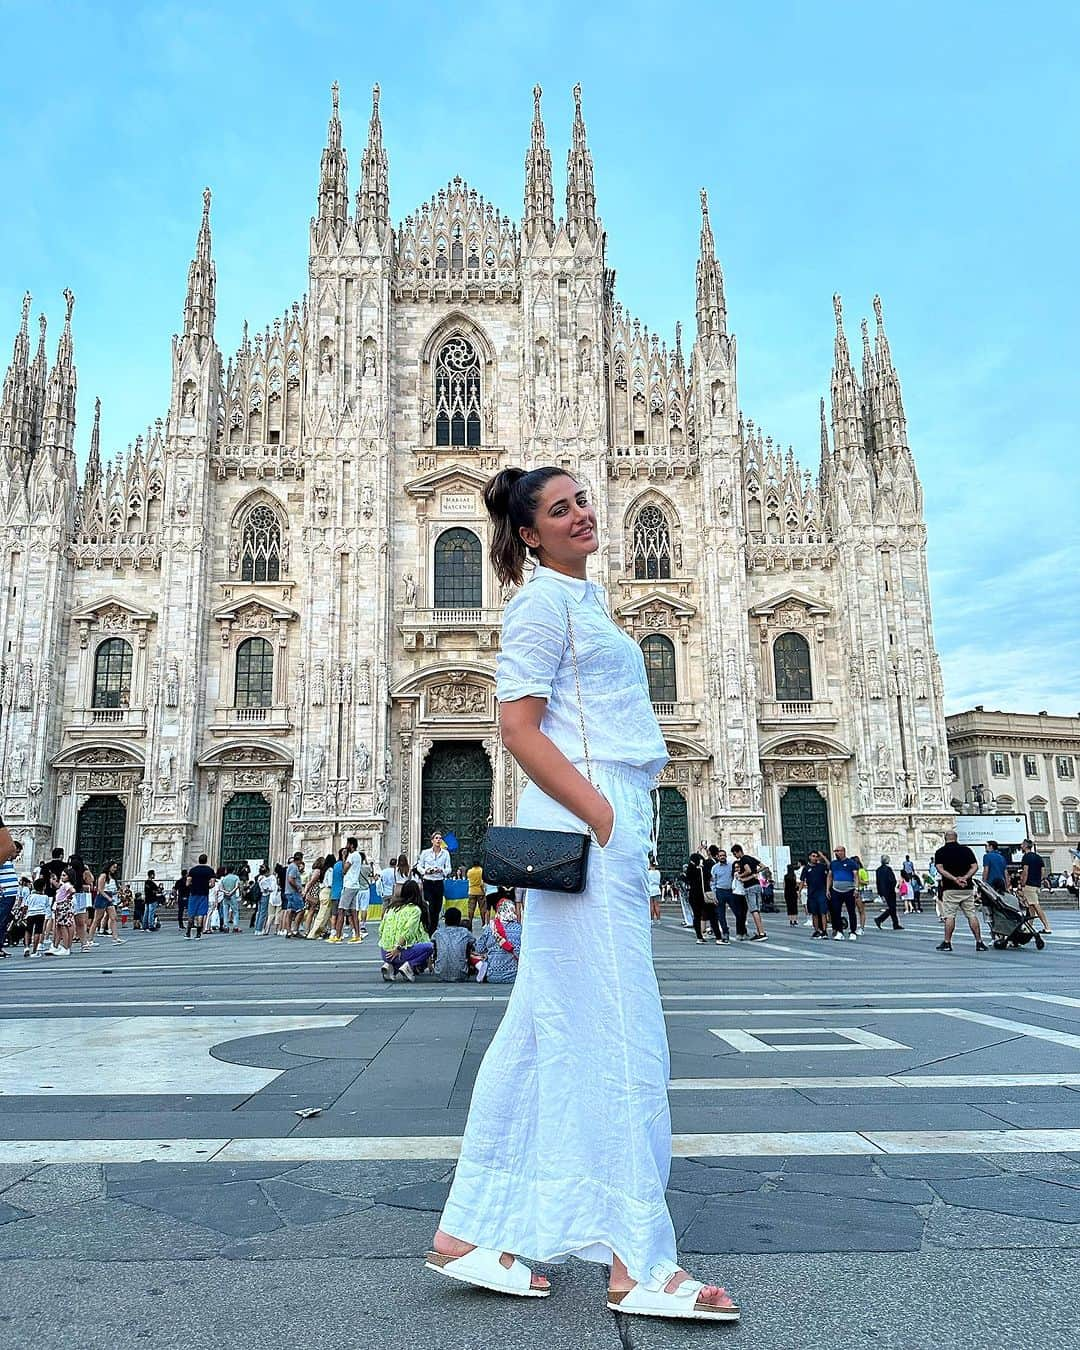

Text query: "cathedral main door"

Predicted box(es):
[420, 742, 492, 870]
[780, 786, 830, 866]
[75, 795, 127, 878]
[220, 792, 272, 869]
[655, 787, 690, 881]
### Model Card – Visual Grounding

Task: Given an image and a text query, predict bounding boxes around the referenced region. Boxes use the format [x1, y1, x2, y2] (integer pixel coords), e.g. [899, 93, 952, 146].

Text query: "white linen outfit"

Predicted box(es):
[439, 564, 675, 1284]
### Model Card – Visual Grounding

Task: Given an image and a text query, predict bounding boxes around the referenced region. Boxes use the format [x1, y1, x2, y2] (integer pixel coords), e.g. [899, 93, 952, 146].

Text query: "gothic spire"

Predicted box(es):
[183, 188, 216, 355]
[873, 294, 906, 425]
[0, 293, 33, 467]
[829, 294, 865, 464]
[357, 83, 390, 243]
[27, 310, 49, 460]
[565, 83, 596, 241]
[85, 395, 102, 491]
[695, 189, 727, 339]
[316, 81, 349, 243]
[523, 84, 554, 243]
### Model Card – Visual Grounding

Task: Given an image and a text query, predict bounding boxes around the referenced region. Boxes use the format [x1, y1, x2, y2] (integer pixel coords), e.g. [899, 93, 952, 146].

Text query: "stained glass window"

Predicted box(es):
[773, 632, 812, 703]
[641, 635, 677, 704]
[92, 639, 133, 709]
[631, 504, 671, 580]
[434, 528, 482, 608]
[240, 504, 282, 583]
[434, 337, 481, 447]
[235, 637, 274, 708]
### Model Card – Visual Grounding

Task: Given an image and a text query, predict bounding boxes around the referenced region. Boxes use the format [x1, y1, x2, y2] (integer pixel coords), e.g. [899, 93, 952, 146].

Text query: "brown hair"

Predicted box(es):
[483, 465, 574, 587]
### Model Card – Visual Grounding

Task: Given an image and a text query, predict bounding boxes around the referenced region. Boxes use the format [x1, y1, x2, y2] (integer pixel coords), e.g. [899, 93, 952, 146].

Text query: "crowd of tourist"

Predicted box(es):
[0, 826, 522, 983]
[2, 808, 1077, 972]
[668, 835, 1078, 951]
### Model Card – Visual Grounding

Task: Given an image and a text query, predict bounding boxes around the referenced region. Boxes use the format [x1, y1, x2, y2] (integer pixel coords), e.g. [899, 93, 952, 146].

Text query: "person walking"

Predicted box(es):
[647, 855, 662, 923]
[220, 864, 243, 933]
[91, 861, 126, 945]
[826, 845, 860, 941]
[800, 851, 830, 938]
[1018, 839, 1052, 934]
[280, 852, 306, 937]
[429, 466, 738, 1322]
[142, 870, 161, 932]
[933, 830, 987, 952]
[0, 838, 21, 957]
[685, 852, 722, 944]
[873, 855, 903, 930]
[417, 832, 452, 936]
[783, 862, 800, 926]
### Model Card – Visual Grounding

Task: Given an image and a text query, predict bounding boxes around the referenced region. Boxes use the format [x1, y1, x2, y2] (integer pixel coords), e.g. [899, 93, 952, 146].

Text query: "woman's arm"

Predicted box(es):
[500, 697, 613, 845]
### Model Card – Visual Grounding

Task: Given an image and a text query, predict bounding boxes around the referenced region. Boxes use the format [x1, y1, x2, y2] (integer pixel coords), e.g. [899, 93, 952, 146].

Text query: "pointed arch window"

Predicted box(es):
[235, 637, 274, 708]
[434, 528, 482, 608]
[240, 504, 282, 583]
[434, 337, 482, 447]
[631, 503, 672, 580]
[641, 635, 677, 705]
[92, 638, 133, 709]
[773, 632, 813, 703]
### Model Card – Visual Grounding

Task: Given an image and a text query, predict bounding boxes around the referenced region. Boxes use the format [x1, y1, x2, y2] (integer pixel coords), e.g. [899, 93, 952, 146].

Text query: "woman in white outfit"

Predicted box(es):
[428, 467, 739, 1323]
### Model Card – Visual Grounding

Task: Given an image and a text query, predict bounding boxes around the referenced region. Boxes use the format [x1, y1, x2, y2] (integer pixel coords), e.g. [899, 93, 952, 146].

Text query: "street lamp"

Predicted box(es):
[972, 783, 986, 813]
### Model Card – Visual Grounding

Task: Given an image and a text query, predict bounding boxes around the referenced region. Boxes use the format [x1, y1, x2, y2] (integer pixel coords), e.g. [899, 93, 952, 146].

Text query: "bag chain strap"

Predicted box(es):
[564, 603, 594, 792]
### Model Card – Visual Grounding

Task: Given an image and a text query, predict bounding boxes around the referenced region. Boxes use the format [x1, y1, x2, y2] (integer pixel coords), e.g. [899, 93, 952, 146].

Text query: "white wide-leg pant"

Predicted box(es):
[440, 763, 677, 1284]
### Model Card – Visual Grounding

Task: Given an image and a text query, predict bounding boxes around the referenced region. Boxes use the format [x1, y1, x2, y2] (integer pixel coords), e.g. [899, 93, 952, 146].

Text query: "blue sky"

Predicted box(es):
[2, 1, 1077, 714]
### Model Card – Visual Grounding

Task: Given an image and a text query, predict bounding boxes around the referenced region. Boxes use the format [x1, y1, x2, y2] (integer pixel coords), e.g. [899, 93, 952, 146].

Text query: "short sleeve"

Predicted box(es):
[495, 584, 567, 703]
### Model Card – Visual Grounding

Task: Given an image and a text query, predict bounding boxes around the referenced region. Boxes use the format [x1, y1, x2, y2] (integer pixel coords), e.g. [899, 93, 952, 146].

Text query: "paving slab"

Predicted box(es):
[930, 1175, 1080, 1223]
[767, 1172, 934, 1205]
[120, 1179, 284, 1237]
[258, 1177, 373, 1224]
[105, 1161, 298, 1193]
[681, 1190, 925, 1254]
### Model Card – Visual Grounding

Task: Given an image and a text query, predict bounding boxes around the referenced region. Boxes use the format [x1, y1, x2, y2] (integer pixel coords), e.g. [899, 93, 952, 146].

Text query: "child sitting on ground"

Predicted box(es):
[432, 907, 474, 982]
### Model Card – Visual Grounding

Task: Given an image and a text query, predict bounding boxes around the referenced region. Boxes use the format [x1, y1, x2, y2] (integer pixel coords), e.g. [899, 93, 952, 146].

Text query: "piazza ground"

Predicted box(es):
[2, 907, 1080, 1350]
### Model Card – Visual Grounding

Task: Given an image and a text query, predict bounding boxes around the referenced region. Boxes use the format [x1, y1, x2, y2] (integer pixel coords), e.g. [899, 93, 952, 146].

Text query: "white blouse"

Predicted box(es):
[495, 564, 668, 778]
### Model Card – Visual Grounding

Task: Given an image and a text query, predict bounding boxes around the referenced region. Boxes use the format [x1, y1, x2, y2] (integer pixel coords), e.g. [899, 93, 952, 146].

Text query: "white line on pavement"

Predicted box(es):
[7, 1127, 1080, 1165]
[669, 1072, 1080, 1090]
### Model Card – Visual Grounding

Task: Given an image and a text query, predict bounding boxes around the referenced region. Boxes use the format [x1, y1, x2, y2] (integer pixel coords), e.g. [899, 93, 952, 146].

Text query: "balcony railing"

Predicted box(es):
[651, 700, 700, 725]
[399, 606, 503, 651]
[210, 704, 292, 736]
[759, 699, 836, 724]
[67, 707, 148, 735]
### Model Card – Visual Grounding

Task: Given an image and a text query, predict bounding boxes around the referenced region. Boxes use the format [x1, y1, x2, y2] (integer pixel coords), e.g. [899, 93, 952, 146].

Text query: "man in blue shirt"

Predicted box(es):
[800, 851, 830, 938]
[981, 840, 1008, 893]
[827, 845, 861, 941]
[1019, 839, 1051, 935]
[705, 845, 733, 942]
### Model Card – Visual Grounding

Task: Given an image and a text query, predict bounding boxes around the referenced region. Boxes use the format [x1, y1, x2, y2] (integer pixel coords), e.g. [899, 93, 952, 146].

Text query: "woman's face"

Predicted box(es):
[519, 474, 599, 572]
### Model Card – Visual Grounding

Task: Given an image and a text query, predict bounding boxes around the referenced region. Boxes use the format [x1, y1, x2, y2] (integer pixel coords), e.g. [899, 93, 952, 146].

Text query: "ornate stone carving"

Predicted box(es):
[426, 673, 488, 717]
[866, 649, 883, 700]
[913, 650, 929, 700]
[16, 660, 33, 710]
[311, 660, 326, 707]
[875, 740, 892, 782]
[354, 743, 370, 786]
[165, 657, 180, 708]
[157, 748, 174, 790]
[357, 659, 371, 705]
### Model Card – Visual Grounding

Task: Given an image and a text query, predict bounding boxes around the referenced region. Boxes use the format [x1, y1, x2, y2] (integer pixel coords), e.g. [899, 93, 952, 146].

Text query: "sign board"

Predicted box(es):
[953, 815, 1028, 848]
[760, 845, 792, 878]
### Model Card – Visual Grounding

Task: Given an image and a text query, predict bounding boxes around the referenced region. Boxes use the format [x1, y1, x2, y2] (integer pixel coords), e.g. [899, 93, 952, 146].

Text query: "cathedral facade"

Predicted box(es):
[0, 83, 953, 881]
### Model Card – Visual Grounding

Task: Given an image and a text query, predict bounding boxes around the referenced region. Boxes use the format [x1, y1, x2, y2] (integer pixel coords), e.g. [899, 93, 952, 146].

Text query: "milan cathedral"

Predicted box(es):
[0, 83, 952, 879]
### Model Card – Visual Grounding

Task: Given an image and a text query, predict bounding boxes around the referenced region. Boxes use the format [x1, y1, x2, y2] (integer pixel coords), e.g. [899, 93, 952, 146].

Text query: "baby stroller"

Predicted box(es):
[973, 877, 1045, 951]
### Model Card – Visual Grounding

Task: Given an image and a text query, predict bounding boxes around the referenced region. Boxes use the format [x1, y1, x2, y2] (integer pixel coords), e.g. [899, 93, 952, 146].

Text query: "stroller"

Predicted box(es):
[973, 877, 1046, 951]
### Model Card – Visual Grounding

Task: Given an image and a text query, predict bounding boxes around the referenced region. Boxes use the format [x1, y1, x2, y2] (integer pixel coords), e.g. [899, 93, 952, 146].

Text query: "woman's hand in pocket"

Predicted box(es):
[592, 793, 615, 848]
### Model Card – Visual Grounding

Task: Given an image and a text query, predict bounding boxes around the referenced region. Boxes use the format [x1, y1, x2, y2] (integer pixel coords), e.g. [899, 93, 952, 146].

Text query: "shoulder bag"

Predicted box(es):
[481, 601, 594, 894]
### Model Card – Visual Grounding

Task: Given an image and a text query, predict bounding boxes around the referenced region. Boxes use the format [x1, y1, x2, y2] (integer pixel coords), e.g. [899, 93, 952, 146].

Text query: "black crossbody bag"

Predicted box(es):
[481, 602, 595, 894]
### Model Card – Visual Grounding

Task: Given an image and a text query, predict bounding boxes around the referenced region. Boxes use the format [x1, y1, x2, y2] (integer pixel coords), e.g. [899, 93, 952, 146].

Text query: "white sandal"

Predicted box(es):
[424, 1245, 550, 1298]
[607, 1260, 740, 1321]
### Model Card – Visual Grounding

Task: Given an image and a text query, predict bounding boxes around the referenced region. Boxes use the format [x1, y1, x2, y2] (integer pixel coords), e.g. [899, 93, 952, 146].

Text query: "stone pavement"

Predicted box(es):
[2, 907, 1080, 1349]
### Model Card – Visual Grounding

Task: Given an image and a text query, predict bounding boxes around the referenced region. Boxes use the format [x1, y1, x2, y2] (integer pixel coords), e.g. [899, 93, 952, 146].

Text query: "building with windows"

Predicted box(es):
[0, 84, 952, 880]
[947, 707, 1080, 872]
